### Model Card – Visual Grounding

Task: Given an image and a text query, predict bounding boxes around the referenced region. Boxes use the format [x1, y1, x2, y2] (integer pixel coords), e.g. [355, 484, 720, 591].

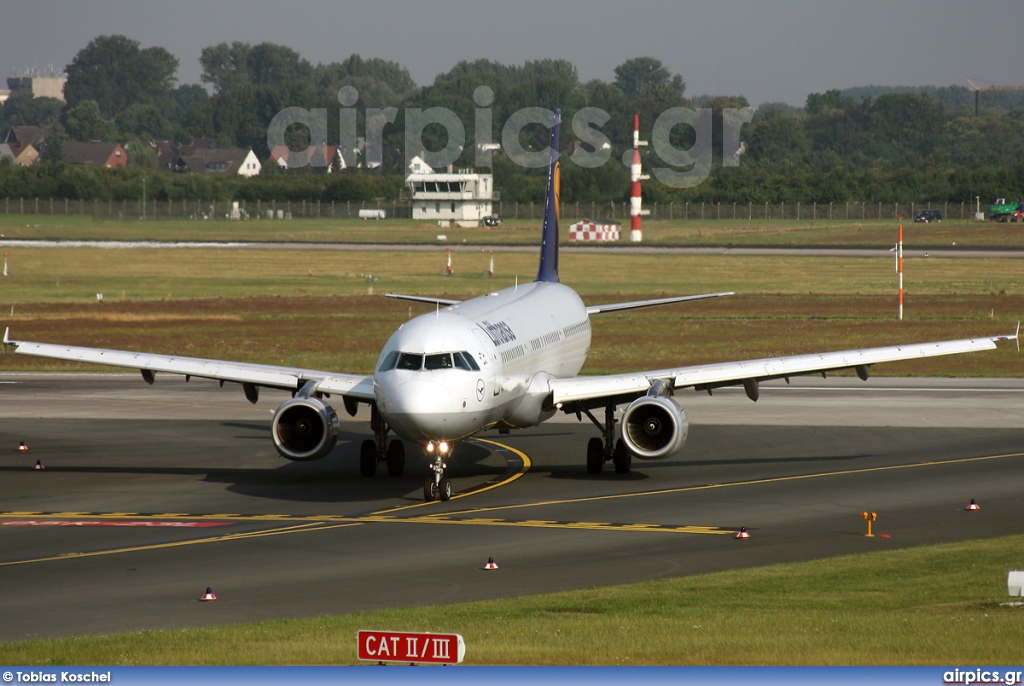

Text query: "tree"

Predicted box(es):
[62, 99, 114, 141]
[613, 57, 684, 100]
[200, 42, 252, 94]
[0, 94, 63, 130]
[64, 35, 178, 119]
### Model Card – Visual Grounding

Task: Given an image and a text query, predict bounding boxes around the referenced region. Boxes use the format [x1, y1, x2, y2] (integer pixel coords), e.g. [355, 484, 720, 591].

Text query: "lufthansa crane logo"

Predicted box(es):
[476, 379, 485, 402]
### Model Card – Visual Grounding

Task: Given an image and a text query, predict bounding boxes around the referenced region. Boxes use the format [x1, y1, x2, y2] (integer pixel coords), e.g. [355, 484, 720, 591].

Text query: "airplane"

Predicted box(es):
[3, 110, 1019, 502]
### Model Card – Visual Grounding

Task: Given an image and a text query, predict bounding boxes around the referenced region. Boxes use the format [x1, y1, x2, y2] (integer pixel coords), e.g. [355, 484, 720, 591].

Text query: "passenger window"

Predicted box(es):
[397, 353, 423, 371]
[378, 351, 399, 372]
[424, 353, 453, 370]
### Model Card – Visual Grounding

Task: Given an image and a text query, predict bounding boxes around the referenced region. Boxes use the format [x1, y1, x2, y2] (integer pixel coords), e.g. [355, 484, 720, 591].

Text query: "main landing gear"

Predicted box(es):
[422, 440, 453, 502]
[582, 402, 632, 475]
[360, 403, 405, 477]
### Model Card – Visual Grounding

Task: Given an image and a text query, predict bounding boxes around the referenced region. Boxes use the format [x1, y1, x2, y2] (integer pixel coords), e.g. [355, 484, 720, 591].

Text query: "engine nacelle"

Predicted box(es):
[620, 395, 688, 460]
[272, 396, 340, 461]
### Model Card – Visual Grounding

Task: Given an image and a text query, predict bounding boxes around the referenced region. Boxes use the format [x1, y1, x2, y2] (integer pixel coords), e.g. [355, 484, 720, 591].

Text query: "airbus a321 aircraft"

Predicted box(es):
[4, 110, 1018, 502]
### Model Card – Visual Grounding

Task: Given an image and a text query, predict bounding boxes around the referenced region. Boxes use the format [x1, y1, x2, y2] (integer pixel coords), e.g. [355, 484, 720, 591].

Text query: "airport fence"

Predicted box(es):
[0, 197, 978, 222]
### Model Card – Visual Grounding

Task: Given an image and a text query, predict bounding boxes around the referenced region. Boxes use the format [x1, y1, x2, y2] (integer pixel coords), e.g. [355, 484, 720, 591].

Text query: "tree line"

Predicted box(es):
[1, 35, 1022, 205]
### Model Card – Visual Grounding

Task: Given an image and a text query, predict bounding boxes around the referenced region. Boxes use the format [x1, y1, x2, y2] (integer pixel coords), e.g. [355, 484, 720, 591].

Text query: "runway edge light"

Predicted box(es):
[18, 441, 28, 452]
[34, 459, 44, 470]
[483, 557, 498, 570]
[200, 587, 217, 601]
[967, 499, 980, 511]
[734, 527, 750, 540]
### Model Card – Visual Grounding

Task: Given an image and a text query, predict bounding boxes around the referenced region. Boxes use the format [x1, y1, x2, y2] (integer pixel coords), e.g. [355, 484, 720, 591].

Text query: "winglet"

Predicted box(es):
[2, 327, 14, 353]
[535, 109, 561, 284]
[992, 322, 1020, 352]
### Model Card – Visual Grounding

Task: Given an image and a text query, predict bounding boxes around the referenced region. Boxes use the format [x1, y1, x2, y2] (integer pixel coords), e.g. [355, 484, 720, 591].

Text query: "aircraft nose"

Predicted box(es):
[393, 378, 451, 413]
[378, 377, 452, 440]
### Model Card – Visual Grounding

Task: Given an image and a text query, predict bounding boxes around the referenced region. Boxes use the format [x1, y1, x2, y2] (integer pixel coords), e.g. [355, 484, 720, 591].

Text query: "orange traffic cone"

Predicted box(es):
[734, 527, 751, 540]
[966, 499, 980, 511]
[18, 441, 28, 452]
[200, 587, 217, 601]
[483, 557, 498, 570]
[34, 460, 44, 471]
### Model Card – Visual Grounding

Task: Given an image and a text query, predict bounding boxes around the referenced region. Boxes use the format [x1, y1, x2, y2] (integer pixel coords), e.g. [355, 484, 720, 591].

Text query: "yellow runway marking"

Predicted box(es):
[0, 521, 361, 567]
[437, 450, 1024, 518]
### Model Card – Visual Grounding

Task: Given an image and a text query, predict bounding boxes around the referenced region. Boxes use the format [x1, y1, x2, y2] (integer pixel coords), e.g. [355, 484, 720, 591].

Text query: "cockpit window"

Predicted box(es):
[454, 351, 480, 371]
[396, 353, 423, 371]
[424, 353, 453, 370]
[378, 350, 399, 372]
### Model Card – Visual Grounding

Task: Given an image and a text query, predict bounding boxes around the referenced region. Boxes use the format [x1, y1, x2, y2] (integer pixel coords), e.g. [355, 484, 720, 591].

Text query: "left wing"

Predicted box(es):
[3, 328, 374, 401]
[549, 330, 1018, 409]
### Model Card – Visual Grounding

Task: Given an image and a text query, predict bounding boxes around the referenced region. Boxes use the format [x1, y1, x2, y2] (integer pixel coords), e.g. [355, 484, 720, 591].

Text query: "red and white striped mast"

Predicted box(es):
[898, 224, 903, 321]
[629, 113, 649, 242]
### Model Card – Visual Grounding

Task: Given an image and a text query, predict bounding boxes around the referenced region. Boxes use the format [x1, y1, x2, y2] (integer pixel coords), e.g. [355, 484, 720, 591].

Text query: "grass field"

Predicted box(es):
[3, 535, 1022, 665]
[2, 247, 1021, 376]
[2, 213, 1024, 248]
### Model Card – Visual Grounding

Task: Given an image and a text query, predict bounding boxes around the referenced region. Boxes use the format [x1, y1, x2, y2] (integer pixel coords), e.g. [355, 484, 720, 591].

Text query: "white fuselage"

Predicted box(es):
[373, 281, 591, 443]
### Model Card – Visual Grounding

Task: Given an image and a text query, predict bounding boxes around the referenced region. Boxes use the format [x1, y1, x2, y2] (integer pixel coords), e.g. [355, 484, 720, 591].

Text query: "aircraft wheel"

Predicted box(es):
[386, 440, 405, 477]
[360, 439, 377, 477]
[613, 439, 632, 474]
[586, 437, 604, 474]
[439, 477, 452, 501]
[423, 477, 437, 502]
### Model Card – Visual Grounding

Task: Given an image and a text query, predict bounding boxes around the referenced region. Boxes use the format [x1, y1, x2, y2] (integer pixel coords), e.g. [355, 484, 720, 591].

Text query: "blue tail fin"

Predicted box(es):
[535, 109, 561, 283]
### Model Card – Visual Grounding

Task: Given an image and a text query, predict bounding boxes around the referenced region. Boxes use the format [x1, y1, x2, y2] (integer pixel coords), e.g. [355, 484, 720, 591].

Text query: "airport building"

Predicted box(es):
[6, 72, 67, 101]
[405, 170, 497, 227]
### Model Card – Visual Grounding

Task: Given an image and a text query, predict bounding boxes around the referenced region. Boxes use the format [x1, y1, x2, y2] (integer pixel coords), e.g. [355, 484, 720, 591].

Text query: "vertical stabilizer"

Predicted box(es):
[535, 109, 561, 283]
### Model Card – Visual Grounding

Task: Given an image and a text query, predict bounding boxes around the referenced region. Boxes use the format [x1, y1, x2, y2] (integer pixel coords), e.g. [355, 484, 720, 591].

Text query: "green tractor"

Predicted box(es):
[988, 198, 1024, 222]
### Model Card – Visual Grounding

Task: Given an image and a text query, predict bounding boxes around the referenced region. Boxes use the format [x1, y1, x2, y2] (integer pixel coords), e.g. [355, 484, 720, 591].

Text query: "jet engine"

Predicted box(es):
[271, 396, 340, 461]
[620, 394, 688, 460]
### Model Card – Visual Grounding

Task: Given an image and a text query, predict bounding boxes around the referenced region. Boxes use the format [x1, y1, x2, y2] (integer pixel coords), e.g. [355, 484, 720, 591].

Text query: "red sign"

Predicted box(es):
[357, 630, 465, 664]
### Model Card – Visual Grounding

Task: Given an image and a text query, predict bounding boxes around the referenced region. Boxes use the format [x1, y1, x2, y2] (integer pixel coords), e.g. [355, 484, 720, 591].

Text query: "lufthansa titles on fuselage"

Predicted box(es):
[478, 320, 517, 347]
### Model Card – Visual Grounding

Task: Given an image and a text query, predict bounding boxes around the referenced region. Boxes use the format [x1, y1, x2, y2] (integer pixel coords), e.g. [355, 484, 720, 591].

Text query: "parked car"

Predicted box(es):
[914, 209, 942, 223]
[482, 215, 502, 227]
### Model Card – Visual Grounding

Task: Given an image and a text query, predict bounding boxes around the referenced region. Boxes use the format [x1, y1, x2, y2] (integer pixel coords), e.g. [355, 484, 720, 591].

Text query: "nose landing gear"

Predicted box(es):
[423, 441, 453, 502]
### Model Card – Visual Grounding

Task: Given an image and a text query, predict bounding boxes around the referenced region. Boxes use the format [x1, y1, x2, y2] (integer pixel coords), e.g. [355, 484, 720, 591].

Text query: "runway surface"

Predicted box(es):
[1, 373, 1022, 641]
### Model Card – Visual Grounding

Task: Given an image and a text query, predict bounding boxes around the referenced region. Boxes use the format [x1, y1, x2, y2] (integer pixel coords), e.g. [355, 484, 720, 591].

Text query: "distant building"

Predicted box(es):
[268, 145, 343, 171]
[4, 126, 54, 154]
[406, 171, 497, 227]
[0, 142, 39, 166]
[62, 142, 128, 168]
[177, 147, 261, 177]
[407, 155, 433, 175]
[7, 74, 66, 101]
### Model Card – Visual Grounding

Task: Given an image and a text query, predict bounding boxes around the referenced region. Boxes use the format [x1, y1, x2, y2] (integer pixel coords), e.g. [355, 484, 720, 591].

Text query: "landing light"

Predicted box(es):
[439, 441, 450, 455]
[426, 442, 435, 453]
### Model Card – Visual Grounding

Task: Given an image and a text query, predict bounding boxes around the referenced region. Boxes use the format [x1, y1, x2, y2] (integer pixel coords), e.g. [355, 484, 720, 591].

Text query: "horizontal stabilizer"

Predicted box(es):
[587, 292, 733, 315]
[386, 293, 461, 307]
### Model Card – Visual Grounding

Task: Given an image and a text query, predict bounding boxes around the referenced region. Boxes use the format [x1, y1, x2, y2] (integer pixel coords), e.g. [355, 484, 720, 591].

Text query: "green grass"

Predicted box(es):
[2, 213, 1024, 248]
[2, 535, 1021, 664]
